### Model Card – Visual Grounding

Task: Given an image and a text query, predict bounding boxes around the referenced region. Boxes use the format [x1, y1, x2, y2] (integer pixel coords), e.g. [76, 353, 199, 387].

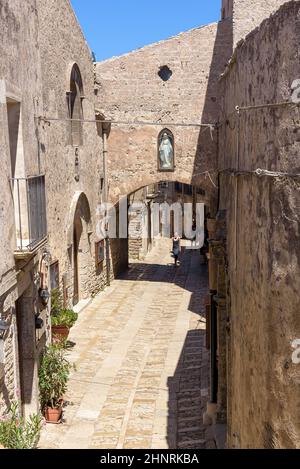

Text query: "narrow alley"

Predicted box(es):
[2, 0, 300, 453]
[39, 240, 210, 449]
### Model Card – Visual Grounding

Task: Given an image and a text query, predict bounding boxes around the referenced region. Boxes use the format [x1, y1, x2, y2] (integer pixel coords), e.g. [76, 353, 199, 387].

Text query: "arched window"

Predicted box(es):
[67, 64, 84, 146]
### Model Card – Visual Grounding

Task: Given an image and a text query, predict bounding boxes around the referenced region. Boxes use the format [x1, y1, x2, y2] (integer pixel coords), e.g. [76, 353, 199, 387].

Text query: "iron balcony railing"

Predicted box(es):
[10, 175, 47, 252]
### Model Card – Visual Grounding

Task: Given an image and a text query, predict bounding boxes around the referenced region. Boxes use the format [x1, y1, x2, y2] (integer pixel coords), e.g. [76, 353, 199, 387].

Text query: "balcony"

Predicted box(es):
[11, 175, 47, 258]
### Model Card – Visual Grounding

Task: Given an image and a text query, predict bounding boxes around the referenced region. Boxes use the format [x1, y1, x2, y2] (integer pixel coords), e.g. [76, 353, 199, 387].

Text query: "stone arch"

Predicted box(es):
[66, 191, 92, 305]
[66, 62, 84, 94]
[109, 172, 216, 207]
[125, 178, 212, 260]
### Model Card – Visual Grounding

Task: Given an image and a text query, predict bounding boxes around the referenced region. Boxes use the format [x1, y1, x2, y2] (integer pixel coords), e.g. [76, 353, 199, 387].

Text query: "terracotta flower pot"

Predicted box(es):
[44, 402, 63, 424]
[51, 325, 70, 342]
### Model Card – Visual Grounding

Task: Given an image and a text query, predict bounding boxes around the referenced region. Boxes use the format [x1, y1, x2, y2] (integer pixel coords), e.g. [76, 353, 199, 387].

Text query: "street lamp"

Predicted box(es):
[39, 287, 50, 307]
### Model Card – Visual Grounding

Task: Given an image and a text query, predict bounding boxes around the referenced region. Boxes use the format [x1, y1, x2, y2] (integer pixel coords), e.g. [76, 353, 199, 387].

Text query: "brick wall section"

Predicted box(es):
[219, 1, 300, 448]
[95, 20, 233, 206]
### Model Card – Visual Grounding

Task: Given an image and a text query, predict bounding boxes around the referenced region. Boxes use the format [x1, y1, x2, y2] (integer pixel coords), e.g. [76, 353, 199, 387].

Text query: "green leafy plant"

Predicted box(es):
[0, 401, 43, 449]
[51, 309, 78, 328]
[50, 288, 78, 328]
[38, 344, 73, 410]
[50, 288, 63, 316]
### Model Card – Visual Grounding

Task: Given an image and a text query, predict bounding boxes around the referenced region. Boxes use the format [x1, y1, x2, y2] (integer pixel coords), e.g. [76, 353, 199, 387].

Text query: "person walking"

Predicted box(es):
[172, 232, 181, 267]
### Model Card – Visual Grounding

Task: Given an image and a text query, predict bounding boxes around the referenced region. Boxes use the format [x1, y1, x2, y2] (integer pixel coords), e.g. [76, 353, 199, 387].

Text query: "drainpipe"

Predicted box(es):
[102, 129, 108, 206]
[210, 289, 218, 404]
[102, 126, 111, 286]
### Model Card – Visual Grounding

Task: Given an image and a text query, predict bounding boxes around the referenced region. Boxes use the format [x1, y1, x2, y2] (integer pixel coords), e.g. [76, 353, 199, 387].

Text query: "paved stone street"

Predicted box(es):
[39, 240, 210, 449]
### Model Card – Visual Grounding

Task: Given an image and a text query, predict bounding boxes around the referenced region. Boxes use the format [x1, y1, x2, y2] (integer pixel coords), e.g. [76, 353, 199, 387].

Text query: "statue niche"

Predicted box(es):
[158, 129, 175, 172]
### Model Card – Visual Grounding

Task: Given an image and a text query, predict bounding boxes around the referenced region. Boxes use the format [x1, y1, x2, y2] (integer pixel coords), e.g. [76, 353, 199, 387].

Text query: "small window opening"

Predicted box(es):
[158, 66, 172, 82]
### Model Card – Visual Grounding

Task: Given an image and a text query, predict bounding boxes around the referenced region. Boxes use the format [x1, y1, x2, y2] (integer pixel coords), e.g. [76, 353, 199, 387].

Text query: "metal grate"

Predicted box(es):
[11, 175, 47, 251]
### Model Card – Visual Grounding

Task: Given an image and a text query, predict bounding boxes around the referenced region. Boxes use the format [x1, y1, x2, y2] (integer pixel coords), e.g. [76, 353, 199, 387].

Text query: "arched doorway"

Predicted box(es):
[67, 191, 92, 306]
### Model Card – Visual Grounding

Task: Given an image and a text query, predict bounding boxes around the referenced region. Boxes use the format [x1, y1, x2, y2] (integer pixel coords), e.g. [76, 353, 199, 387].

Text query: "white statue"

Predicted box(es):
[159, 132, 173, 169]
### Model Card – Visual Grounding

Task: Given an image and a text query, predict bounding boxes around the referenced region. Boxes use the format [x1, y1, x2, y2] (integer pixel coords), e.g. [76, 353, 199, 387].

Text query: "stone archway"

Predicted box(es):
[66, 192, 92, 306]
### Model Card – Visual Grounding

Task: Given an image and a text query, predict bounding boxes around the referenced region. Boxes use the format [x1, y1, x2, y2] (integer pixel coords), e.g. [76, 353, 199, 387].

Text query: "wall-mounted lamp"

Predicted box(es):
[35, 314, 44, 330]
[0, 320, 9, 339]
[39, 287, 50, 307]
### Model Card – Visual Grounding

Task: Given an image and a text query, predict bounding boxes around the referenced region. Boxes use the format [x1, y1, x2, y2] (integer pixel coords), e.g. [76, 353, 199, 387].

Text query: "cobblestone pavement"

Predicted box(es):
[39, 239, 210, 449]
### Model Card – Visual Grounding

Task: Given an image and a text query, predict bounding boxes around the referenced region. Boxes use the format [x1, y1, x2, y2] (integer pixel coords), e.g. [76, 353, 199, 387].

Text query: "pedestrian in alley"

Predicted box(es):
[191, 217, 197, 248]
[172, 232, 181, 267]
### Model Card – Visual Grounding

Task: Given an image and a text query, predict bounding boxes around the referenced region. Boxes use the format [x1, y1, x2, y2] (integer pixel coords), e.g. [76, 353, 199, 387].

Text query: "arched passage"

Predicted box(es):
[66, 191, 92, 306]
[108, 173, 217, 211]
[126, 180, 211, 262]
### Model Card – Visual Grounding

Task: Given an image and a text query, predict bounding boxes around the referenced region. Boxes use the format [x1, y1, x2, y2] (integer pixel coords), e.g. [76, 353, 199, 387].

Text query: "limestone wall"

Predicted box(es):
[0, 0, 42, 282]
[36, 0, 109, 303]
[128, 188, 152, 261]
[95, 20, 233, 206]
[219, 0, 300, 448]
[222, 0, 234, 19]
[0, 0, 44, 415]
[232, 0, 287, 46]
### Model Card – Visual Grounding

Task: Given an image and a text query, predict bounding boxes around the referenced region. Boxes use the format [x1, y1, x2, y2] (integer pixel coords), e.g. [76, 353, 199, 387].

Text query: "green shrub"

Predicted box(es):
[0, 402, 43, 449]
[50, 289, 78, 328]
[51, 309, 78, 328]
[38, 344, 73, 410]
[50, 288, 63, 316]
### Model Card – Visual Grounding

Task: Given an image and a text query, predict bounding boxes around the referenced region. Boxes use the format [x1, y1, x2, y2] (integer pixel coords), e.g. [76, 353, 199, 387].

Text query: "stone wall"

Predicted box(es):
[0, 0, 45, 416]
[0, 0, 42, 282]
[219, 0, 300, 448]
[128, 188, 152, 261]
[222, 0, 233, 19]
[232, 0, 287, 46]
[110, 237, 129, 278]
[95, 20, 233, 207]
[128, 210, 144, 261]
[36, 0, 110, 304]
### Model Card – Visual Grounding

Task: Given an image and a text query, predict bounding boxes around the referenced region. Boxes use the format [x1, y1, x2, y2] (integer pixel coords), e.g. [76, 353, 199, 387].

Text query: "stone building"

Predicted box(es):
[0, 0, 48, 418]
[0, 0, 299, 449]
[217, 0, 300, 449]
[36, 0, 108, 304]
[94, 19, 233, 210]
[0, 0, 127, 419]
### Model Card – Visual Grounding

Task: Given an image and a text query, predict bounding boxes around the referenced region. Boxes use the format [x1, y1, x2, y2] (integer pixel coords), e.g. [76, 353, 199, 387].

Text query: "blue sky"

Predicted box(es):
[71, 0, 221, 61]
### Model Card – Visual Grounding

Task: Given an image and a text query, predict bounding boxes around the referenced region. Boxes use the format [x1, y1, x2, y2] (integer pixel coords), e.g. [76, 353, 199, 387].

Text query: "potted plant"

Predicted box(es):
[50, 289, 78, 342]
[0, 401, 43, 449]
[38, 344, 73, 424]
[51, 309, 78, 341]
